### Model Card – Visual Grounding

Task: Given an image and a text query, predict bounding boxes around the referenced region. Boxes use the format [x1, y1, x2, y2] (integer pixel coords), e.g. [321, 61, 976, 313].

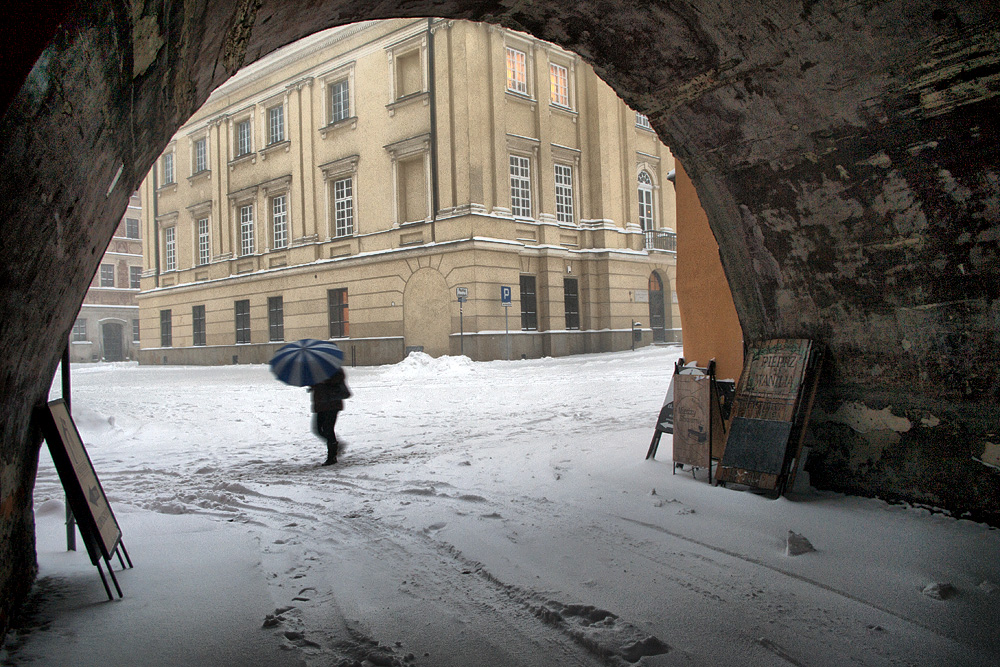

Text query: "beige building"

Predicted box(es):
[70, 191, 144, 362]
[137, 19, 680, 366]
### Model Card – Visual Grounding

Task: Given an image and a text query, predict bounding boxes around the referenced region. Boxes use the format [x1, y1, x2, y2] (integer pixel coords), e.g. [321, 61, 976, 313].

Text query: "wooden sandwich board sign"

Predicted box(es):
[715, 339, 825, 495]
[646, 359, 729, 483]
[38, 399, 133, 600]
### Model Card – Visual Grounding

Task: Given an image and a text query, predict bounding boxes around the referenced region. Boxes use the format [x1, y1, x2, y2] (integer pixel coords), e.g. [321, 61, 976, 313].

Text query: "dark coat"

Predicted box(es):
[310, 369, 350, 413]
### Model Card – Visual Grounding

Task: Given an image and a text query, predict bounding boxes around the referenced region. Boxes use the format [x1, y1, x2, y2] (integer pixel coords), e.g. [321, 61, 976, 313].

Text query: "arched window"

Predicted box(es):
[638, 170, 654, 232]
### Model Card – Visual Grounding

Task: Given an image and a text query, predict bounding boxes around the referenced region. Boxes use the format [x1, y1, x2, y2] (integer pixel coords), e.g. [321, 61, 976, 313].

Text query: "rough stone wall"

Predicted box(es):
[2, 0, 998, 640]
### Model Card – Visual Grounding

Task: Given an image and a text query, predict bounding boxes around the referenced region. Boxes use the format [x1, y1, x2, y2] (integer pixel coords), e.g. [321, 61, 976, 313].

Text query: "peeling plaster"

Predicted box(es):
[132, 15, 164, 78]
[816, 402, 912, 434]
[977, 443, 1000, 469]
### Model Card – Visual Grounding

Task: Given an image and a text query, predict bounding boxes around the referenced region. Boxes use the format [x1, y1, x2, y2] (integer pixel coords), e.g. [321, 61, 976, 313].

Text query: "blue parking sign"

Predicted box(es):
[500, 285, 512, 306]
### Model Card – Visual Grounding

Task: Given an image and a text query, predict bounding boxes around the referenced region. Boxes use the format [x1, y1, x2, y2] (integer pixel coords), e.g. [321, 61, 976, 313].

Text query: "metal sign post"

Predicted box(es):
[456, 287, 468, 355]
[501, 286, 512, 360]
[61, 345, 76, 552]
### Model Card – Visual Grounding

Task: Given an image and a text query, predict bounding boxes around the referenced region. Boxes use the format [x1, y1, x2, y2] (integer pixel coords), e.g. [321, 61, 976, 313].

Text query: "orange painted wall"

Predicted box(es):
[674, 162, 744, 381]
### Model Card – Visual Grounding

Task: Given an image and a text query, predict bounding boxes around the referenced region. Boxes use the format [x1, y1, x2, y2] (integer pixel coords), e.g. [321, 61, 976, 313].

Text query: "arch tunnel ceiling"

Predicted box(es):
[1, 0, 998, 574]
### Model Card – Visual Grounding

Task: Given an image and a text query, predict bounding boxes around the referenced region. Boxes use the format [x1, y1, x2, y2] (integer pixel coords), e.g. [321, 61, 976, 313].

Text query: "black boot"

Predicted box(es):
[322, 440, 338, 466]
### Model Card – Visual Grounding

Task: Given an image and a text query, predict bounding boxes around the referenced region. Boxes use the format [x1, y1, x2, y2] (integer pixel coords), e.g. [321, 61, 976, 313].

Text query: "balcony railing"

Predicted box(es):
[644, 229, 676, 252]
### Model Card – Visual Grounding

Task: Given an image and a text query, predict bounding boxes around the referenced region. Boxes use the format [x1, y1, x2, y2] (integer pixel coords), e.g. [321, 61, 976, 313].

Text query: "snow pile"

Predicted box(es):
[6, 346, 998, 666]
[389, 351, 477, 379]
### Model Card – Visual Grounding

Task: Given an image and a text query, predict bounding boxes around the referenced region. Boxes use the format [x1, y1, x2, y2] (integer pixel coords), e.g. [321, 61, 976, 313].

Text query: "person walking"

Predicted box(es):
[309, 368, 350, 466]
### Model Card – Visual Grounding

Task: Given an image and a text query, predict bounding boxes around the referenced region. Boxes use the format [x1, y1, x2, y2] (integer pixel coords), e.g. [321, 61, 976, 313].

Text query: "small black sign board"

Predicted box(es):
[38, 399, 133, 600]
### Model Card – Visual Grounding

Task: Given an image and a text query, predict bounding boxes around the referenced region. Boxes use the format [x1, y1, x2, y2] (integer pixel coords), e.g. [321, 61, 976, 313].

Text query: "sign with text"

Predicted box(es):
[716, 339, 824, 493]
[456, 287, 468, 302]
[40, 399, 122, 565]
[501, 285, 512, 306]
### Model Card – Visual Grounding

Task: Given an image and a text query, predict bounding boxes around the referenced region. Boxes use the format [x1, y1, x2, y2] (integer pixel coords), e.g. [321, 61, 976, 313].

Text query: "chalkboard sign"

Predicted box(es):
[716, 339, 824, 494]
[40, 399, 123, 566]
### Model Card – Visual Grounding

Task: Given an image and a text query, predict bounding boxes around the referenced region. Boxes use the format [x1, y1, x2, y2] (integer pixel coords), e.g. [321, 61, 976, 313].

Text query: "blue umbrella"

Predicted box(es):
[269, 339, 344, 387]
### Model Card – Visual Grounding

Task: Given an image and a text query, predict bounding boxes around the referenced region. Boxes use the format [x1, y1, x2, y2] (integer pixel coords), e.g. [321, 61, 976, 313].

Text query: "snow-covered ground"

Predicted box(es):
[4, 346, 998, 666]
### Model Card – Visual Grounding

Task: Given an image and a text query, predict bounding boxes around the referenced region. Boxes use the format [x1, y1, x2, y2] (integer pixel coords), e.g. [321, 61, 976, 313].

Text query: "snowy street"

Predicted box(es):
[6, 346, 999, 666]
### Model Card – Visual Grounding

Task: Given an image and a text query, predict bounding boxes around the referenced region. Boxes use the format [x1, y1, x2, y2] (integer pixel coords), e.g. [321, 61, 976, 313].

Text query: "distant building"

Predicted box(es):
[69, 191, 144, 362]
[137, 19, 680, 365]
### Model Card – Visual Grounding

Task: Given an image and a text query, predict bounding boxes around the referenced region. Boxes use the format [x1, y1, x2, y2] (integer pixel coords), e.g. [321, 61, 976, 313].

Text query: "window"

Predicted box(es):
[239, 204, 254, 256]
[519, 276, 537, 331]
[510, 155, 532, 218]
[330, 79, 350, 124]
[554, 164, 574, 224]
[638, 170, 654, 232]
[197, 217, 211, 266]
[328, 288, 349, 338]
[333, 177, 354, 237]
[129, 265, 142, 289]
[268, 296, 284, 342]
[564, 278, 579, 330]
[236, 119, 252, 157]
[636, 113, 651, 129]
[125, 217, 140, 239]
[160, 310, 172, 347]
[192, 305, 206, 346]
[164, 226, 176, 270]
[99, 263, 114, 287]
[506, 47, 528, 95]
[194, 137, 208, 173]
[72, 319, 87, 342]
[268, 105, 284, 144]
[235, 300, 251, 344]
[132, 319, 139, 343]
[271, 195, 288, 249]
[549, 63, 569, 107]
[162, 153, 175, 184]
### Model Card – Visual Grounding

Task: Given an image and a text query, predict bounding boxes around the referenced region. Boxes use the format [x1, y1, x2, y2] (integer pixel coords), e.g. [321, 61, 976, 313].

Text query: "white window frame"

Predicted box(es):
[329, 79, 350, 124]
[162, 152, 175, 184]
[236, 118, 253, 157]
[271, 194, 288, 249]
[549, 62, 569, 108]
[510, 155, 532, 219]
[164, 226, 176, 271]
[129, 265, 142, 289]
[193, 136, 208, 173]
[197, 217, 211, 266]
[333, 178, 354, 238]
[267, 104, 285, 145]
[638, 170, 655, 232]
[239, 204, 255, 256]
[320, 154, 360, 239]
[72, 319, 87, 342]
[636, 112, 652, 130]
[554, 163, 575, 224]
[506, 46, 528, 95]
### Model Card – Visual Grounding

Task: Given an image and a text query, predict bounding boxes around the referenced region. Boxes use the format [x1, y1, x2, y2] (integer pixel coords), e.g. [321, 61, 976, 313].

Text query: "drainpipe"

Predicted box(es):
[427, 17, 439, 243]
[152, 164, 160, 287]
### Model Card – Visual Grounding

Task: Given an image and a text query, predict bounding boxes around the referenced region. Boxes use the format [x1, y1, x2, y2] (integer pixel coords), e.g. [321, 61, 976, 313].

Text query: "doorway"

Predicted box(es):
[102, 322, 124, 361]
[648, 272, 666, 343]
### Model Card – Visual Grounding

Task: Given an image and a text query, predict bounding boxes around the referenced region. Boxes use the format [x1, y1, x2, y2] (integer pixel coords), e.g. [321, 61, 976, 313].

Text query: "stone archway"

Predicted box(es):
[403, 268, 451, 358]
[1, 0, 999, 636]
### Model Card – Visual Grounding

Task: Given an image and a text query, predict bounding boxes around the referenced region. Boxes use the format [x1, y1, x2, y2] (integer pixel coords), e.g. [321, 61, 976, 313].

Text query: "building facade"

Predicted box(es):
[137, 19, 679, 365]
[70, 191, 144, 362]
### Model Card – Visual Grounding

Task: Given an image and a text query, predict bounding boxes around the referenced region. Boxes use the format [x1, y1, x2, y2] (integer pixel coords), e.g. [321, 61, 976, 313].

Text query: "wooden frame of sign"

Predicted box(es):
[38, 399, 133, 600]
[715, 339, 825, 495]
[672, 360, 728, 480]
